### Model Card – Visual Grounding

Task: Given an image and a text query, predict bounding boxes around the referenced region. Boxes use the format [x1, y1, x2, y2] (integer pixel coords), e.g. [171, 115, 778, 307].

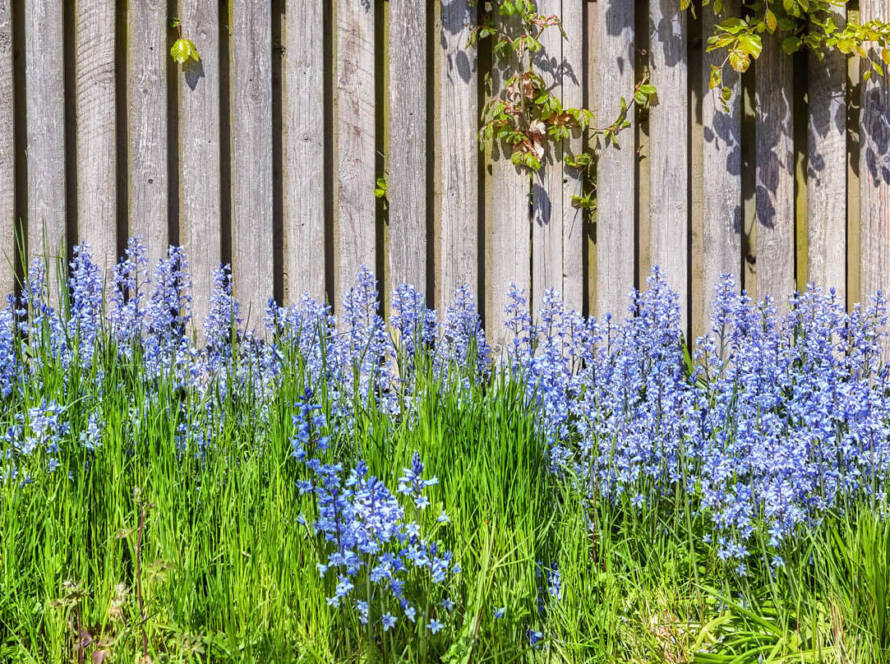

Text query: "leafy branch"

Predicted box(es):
[695, 0, 890, 104]
[169, 17, 200, 65]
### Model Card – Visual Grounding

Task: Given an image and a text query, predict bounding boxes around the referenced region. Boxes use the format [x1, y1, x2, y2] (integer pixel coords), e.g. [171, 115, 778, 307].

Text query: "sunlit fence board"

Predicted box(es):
[24, 0, 66, 291]
[231, 1, 273, 328]
[755, 32, 795, 302]
[388, 0, 427, 293]
[807, 5, 846, 297]
[335, 0, 376, 312]
[177, 0, 221, 329]
[75, 0, 117, 275]
[860, 0, 890, 306]
[594, 0, 635, 320]
[127, 0, 168, 272]
[700, 0, 742, 332]
[648, 0, 688, 331]
[436, 0, 478, 311]
[0, 0, 13, 294]
[283, 0, 325, 302]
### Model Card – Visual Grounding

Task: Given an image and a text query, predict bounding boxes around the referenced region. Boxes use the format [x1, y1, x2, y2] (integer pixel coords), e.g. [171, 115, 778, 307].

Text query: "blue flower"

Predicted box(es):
[428, 619, 443, 634]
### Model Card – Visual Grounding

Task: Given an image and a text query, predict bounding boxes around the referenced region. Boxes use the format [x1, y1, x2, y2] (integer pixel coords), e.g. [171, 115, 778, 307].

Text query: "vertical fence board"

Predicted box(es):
[335, 0, 375, 306]
[648, 0, 688, 330]
[437, 0, 477, 309]
[562, 0, 583, 313]
[24, 0, 66, 287]
[231, 2, 273, 326]
[127, 0, 168, 271]
[0, 0, 12, 294]
[755, 33, 794, 301]
[594, 0, 634, 319]
[178, 0, 220, 328]
[76, 0, 117, 274]
[532, 0, 564, 315]
[701, 1, 741, 330]
[388, 0, 426, 292]
[488, 31, 530, 348]
[860, 0, 890, 306]
[283, 0, 325, 301]
[807, 6, 846, 296]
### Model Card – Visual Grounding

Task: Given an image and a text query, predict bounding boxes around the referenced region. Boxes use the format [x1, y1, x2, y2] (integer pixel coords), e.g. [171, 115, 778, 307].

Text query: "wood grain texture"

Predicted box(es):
[754, 32, 795, 302]
[807, 6, 846, 297]
[437, 0, 478, 309]
[178, 0, 220, 330]
[701, 0, 741, 330]
[0, 0, 12, 295]
[335, 0, 375, 310]
[648, 0, 687, 330]
[231, 1, 273, 327]
[24, 0, 66, 289]
[283, 0, 325, 301]
[76, 0, 117, 275]
[594, 0, 634, 320]
[561, 0, 583, 314]
[388, 0, 426, 292]
[860, 0, 890, 306]
[532, 0, 583, 315]
[127, 0, 168, 271]
[487, 21, 530, 349]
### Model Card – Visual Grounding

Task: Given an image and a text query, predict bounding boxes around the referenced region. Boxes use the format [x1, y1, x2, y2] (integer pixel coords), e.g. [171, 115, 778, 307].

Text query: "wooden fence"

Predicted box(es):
[0, 0, 889, 344]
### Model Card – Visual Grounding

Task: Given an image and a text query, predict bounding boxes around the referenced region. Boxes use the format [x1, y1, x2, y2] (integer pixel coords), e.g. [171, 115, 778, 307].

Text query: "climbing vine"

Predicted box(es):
[696, 0, 890, 99]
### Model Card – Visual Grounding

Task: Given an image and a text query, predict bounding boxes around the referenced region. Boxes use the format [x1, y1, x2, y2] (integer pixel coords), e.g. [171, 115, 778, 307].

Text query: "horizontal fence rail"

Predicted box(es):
[1, 1, 889, 346]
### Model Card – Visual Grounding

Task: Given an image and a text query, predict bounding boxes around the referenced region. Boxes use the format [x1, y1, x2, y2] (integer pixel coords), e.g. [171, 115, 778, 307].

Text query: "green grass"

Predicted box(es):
[2, 345, 890, 663]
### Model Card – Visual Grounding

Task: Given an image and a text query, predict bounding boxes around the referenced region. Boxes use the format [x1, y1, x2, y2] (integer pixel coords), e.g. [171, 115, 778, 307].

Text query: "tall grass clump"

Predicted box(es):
[2, 238, 890, 663]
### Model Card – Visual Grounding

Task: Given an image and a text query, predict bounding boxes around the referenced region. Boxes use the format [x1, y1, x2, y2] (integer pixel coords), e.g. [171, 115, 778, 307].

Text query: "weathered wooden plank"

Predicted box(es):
[75, 0, 117, 275]
[561, 0, 583, 314]
[859, 0, 890, 308]
[335, 0, 375, 308]
[231, 1, 273, 326]
[487, 22, 530, 349]
[648, 0, 688, 330]
[127, 0, 168, 272]
[532, 0, 564, 315]
[388, 0, 426, 292]
[283, 0, 325, 302]
[701, 0, 741, 329]
[594, 0, 634, 319]
[531, 0, 583, 315]
[24, 0, 66, 291]
[437, 0, 478, 310]
[178, 0, 220, 330]
[807, 6, 846, 297]
[0, 0, 13, 295]
[754, 31, 795, 302]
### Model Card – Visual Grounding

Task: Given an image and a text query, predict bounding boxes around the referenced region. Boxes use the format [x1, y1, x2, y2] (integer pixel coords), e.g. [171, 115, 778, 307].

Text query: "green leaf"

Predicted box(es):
[764, 9, 777, 33]
[171, 37, 200, 64]
[781, 35, 802, 54]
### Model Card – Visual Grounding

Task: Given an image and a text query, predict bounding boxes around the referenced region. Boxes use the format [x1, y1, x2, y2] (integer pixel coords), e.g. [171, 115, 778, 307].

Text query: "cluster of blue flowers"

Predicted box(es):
[4, 237, 890, 577]
[290, 391, 457, 633]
